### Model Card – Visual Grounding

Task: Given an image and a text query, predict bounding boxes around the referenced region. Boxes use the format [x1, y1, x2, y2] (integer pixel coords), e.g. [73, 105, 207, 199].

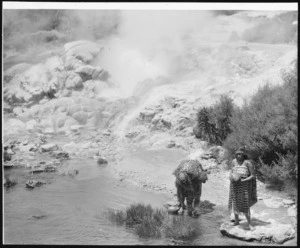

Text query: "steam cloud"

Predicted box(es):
[95, 10, 223, 97]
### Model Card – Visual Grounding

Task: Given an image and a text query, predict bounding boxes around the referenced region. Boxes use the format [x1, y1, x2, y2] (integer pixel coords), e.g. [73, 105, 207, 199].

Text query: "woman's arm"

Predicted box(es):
[241, 161, 255, 182]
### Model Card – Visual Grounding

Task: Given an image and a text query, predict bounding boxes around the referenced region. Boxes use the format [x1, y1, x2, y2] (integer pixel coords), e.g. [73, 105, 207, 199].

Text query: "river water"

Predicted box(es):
[4, 151, 260, 246]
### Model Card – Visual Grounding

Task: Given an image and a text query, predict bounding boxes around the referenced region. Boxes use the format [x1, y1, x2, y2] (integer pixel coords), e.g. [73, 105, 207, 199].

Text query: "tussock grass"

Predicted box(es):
[106, 203, 202, 240]
[125, 203, 155, 225]
[162, 216, 199, 240]
[106, 208, 126, 225]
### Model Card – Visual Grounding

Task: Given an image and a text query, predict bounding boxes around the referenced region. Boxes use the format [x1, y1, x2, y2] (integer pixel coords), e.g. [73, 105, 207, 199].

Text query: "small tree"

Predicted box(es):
[194, 107, 221, 144]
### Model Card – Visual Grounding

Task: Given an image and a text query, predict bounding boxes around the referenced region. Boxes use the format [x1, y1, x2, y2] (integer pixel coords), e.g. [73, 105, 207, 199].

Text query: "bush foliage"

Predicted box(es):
[194, 94, 234, 145]
[196, 61, 297, 188]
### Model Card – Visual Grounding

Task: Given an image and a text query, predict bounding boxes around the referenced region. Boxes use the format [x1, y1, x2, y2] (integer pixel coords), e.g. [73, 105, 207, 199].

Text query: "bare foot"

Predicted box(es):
[244, 225, 255, 231]
[230, 222, 239, 226]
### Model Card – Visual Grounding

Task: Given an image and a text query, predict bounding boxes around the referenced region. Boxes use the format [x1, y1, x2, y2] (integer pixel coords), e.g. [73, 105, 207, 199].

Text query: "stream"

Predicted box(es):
[4, 150, 264, 246]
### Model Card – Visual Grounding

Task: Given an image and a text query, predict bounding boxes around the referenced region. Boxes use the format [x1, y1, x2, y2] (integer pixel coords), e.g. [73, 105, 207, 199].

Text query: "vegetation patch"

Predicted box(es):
[106, 203, 200, 240]
[195, 60, 298, 191]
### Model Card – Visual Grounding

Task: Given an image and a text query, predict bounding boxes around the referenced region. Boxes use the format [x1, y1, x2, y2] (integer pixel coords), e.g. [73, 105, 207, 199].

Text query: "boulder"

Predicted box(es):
[19, 143, 38, 153]
[75, 65, 109, 81]
[25, 180, 46, 189]
[67, 169, 79, 177]
[140, 110, 156, 122]
[65, 72, 83, 89]
[72, 111, 88, 125]
[151, 115, 172, 130]
[44, 163, 57, 172]
[97, 157, 108, 165]
[50, 150, 69, 160]
[40, 143, 58, 152]
[220, 219, 295, 244]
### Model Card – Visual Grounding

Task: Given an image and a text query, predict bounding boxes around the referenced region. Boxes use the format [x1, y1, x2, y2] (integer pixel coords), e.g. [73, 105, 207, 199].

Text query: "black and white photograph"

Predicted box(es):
[2, 2, 298, 245]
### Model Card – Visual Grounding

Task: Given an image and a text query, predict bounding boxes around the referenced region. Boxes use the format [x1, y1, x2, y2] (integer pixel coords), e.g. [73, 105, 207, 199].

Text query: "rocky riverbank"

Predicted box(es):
[4, 131, 297, 245]
[3, 11, 298, 245]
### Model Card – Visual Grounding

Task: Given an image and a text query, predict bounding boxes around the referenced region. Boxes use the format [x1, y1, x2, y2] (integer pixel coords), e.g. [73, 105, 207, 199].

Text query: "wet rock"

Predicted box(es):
[30, 161, 58, 173]
[26, 180, 46, 189]
[19, 143, 38, 153]
[50, 150, 69, 160]
[31, 166, 45, 173]
[44, 163, 57, 172]
[3, 161, 15, 169]
[67, 169, 79, 177]
[40, 143, 58, 152]
[97, 157, 108, 165]
[220, 219, 295, 244]
[32, 215, 47, 219]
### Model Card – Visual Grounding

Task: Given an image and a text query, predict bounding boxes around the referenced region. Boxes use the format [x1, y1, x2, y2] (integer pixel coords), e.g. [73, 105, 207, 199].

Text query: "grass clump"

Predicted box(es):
[162, 216, 199, 240]
[106, 208, 126, 225]
[106, 203, 201, 240]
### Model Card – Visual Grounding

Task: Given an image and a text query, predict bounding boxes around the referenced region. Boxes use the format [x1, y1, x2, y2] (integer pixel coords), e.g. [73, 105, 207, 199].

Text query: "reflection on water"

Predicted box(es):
[4, 154, 259, 245]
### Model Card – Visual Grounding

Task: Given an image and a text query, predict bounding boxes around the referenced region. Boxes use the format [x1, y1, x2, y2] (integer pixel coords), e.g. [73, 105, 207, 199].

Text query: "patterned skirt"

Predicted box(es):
[228, 178, 257, 214]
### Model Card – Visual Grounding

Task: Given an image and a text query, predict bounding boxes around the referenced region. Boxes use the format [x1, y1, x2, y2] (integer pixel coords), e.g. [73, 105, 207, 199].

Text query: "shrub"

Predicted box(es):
[194, 94, 234, 145]
[223, 60, 298, 187]
[212, 94, 235, 142]
[194, 106, 221, 144]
